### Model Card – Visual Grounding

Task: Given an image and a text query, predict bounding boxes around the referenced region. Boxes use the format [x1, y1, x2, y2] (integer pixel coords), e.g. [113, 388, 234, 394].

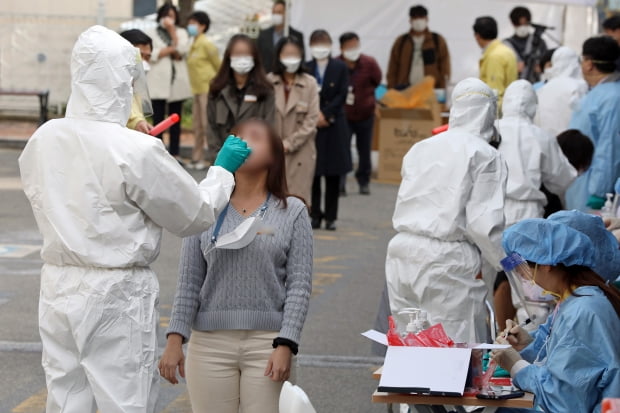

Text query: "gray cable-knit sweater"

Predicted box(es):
[167, 196, 313, 344]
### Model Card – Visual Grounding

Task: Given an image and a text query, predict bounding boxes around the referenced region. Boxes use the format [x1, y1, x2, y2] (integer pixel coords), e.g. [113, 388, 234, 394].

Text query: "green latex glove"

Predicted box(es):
[586, 195, 606, 210]
[214, 135, 252, 173]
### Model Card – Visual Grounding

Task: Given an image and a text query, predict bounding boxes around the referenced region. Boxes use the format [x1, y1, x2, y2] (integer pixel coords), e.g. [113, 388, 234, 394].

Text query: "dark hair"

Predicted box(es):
[188, 11, 211, 33]
[230, 118, 302, 208]
[339, 32, 359, 47]
[156, 3, 179, 25]
[209, 34, 272, 99]
[409, 5, 428, 18]
[582, 36, 620, 73]
[602, 15, 620, 31]
[272, 36, 306, 76]
[538, 47, 556, 73]
[273, 0, 286, 7]
[557, 129, 594, 172]
[120, 29, 153, 50]
[558, 265, 620, 318]
[309, 29, 332, 44]
[473, 16, 498, 40]
[509, 6, 531, 26]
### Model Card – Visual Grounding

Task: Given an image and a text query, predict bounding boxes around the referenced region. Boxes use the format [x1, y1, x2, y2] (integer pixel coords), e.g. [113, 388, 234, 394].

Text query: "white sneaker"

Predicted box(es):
[193, 161, 208, 171]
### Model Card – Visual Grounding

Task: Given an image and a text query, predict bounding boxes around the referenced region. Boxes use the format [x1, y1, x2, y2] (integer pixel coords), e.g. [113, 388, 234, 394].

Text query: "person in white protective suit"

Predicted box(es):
[497, 80, 577, 225]
[386, 78, 508, 344]
[534, 47, 588, 137]
[493, 80, 577, 331]
[18, 26, 250, 413]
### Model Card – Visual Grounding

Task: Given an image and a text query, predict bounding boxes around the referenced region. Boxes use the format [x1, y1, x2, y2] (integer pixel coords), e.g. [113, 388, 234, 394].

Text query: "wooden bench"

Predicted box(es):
[0, 88, 50, 125]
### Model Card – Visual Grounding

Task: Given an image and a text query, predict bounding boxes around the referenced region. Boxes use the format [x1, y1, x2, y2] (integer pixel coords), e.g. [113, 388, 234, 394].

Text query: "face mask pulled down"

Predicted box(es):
[215, 217, 274, 249]
[230, 56, 255, 74]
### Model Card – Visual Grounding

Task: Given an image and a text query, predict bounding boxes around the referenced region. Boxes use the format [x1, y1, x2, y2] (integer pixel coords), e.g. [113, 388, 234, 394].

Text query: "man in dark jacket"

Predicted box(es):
[503, 6, 548, 82]
[338, 32, 382, 195]
[256, 0, 304, 72]
[386, 5, 450, 89]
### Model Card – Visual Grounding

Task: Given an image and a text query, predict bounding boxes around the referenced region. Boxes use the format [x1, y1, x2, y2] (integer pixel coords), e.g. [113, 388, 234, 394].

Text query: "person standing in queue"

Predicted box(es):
[338, 32, 382, 195]
[566, 36, 620, 211]
[473, 16, 518, 106]
[306, 30, 351, 231]
[256, 0, 304, 73]
[18, 26, 251, 413]
[386, 5, 450, 90]
[268, 36, 320, 203]
[146, 3, 192, 161]
[160, 119, 313, 413]
[386, 78, 507, 344]
[186, 11, 221, 170]
[206, 34, 275, 163]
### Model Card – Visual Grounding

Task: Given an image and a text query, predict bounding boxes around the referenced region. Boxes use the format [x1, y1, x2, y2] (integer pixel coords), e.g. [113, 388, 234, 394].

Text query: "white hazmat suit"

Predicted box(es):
[535, 47, 588, 137]
[496, 80, 577, 226]
[386, 78, 508, 344]
[19, 26, 234, 413]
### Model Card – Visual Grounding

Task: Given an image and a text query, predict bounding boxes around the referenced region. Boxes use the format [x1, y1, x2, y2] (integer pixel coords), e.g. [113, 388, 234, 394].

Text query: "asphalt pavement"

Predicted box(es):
[0, 147, 397, 413]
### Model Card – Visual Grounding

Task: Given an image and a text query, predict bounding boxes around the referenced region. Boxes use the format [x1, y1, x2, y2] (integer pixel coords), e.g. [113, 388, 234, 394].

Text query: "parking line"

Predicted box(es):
[11, 388, 46, 413]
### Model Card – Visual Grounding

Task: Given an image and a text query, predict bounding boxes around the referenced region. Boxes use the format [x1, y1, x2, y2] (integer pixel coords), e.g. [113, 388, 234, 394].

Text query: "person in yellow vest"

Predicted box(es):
[121, 29, 155, 134]
[186, 11, 222, 170]
[473, 16, 518, 106]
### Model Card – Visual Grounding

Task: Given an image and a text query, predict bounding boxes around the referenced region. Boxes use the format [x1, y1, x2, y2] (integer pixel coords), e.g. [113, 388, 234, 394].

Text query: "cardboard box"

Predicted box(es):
[377, 104, 441, 184]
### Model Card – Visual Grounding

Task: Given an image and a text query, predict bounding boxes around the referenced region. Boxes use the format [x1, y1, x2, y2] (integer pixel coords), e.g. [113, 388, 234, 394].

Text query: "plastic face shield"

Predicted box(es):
[132, 51, 153, 117]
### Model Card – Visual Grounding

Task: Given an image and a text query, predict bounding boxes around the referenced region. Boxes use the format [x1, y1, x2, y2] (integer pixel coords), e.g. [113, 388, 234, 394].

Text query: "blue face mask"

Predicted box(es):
[187, 24, 199, 37]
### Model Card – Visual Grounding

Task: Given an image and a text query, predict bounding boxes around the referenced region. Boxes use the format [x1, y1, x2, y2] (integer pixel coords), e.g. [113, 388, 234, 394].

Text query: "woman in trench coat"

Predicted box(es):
[268, 36, 320, 203]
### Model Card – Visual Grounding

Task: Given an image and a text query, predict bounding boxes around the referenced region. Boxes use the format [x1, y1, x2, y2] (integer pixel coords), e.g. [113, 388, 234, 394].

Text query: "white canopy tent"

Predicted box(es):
[290, 0, 598, 91]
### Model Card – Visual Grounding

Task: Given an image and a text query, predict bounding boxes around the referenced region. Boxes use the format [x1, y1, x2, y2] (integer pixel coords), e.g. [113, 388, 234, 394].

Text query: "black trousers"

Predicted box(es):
[348, 116, 374, 186]
[311, 175, 340, 222]
[152, 99, 183, 156]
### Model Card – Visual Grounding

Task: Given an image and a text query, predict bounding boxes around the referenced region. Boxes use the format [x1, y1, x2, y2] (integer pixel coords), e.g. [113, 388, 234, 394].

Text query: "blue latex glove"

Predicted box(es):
[586, 195, 606, 210]
[214, 135, 252, 173]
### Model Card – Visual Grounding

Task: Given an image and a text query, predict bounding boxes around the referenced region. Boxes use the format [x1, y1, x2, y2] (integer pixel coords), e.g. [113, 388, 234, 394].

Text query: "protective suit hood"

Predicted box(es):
[65, 25, 138, 125]
[502, 80, 537, 120]
[548, 47, 582, 80]
[449, 78, 497, 142]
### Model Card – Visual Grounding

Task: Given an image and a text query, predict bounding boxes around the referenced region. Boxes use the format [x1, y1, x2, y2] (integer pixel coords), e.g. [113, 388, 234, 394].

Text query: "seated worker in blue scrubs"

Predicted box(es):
[493, 219, 620, 413]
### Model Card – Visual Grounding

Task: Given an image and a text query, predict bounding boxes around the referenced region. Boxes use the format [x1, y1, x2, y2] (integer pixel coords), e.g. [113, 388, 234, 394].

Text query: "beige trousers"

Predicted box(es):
[192, 93, 208, 162]
[185, 330, 285, 413]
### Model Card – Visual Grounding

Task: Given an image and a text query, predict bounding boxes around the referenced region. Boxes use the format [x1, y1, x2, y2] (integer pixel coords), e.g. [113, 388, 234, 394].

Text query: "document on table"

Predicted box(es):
[378, 346, 472, 396]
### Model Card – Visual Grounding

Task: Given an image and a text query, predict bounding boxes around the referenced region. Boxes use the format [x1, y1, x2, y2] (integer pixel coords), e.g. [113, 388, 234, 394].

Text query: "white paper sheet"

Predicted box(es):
[379, 346, 472, 395]
[361, 330, 388, 346]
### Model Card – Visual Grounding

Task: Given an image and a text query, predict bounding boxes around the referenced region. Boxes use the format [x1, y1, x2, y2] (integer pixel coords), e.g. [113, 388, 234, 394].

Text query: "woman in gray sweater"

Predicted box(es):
[160, 119, 313, 413]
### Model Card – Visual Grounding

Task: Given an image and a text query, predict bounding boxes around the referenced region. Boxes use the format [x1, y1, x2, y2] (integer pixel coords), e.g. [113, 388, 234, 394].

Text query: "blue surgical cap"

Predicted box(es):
[548, 210, 620, 281]
[503, 219, 596, 268]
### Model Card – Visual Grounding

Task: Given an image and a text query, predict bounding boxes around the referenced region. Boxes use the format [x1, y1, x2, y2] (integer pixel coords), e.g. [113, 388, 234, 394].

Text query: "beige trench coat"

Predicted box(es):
[268, 72, 319, 203]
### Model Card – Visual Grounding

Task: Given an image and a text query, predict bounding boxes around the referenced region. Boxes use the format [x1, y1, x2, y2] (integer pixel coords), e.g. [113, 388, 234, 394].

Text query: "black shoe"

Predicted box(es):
[311, 218, 322, 229]
[359, 185, 370, 195]
[325, 221, 337, 231]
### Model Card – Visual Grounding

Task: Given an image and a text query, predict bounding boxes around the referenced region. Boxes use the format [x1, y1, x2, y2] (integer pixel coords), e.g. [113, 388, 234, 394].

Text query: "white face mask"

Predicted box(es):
[540, 68, 550, 82]
[411, 19, 427, 32]
[142, 60, 151, 74]
[515, 25, 531, 38]
[230, 56, 254, 74]
[310, 45, 331, 60]
[271, 13, 284, 26]
[343, 47, 361, 62]
[215, 217, 274, 249]
[281, 57, 302, 73]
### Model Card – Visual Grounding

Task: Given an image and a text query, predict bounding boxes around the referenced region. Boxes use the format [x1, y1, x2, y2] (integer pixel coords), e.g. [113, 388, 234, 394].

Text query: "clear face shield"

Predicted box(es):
[131, 51, 153, 118]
